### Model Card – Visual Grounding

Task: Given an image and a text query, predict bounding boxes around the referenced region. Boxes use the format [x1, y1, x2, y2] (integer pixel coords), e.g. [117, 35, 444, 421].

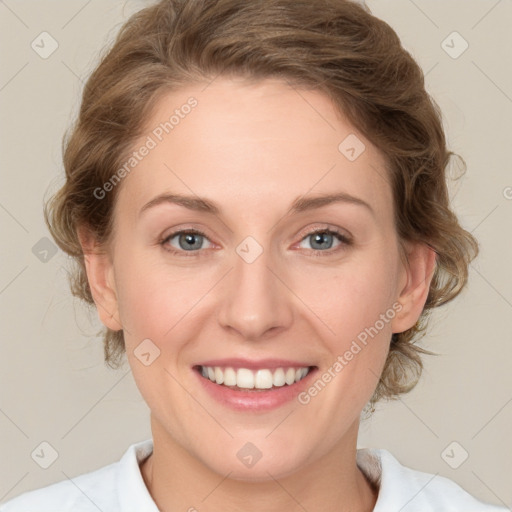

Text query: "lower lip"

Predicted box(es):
[193, 367, 318, 411]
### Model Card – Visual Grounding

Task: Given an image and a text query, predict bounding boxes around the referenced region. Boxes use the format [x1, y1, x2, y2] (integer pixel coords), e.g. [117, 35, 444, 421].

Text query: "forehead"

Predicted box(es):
[117, 78, 392, 223]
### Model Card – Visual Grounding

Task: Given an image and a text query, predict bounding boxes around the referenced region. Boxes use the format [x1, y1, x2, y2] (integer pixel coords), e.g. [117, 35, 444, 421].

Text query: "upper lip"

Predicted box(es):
[194, 358, 316, 370]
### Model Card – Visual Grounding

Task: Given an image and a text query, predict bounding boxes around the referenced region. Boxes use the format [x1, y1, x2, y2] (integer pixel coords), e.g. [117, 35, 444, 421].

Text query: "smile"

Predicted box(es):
[197, 365, 312, 390]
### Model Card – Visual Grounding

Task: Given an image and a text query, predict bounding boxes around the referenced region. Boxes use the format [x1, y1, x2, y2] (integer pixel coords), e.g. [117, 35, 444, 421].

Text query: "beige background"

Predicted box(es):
[1, 0, 511, 507]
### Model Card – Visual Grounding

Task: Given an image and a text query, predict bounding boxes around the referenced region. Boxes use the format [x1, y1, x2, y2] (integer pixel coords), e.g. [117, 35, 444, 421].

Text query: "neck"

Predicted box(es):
[140, 416, 378, 512]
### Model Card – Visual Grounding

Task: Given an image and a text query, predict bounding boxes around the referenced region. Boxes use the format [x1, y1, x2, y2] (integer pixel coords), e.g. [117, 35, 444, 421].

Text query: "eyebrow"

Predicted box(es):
[139, 191, 375, 218]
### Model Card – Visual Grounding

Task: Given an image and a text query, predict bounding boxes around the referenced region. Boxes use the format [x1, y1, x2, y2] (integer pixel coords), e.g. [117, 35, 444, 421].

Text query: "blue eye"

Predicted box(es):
[297, 229, 352, 256]
[162, 229, 211, 255]
[160, 227, 351, 257]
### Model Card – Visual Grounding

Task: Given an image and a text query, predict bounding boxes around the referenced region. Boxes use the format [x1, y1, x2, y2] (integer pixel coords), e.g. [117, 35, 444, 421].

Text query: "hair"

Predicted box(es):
[44, 0, 478, 409]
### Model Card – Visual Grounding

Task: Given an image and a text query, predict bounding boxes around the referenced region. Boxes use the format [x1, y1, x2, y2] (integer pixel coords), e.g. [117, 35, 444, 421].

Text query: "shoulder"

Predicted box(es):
[357, 447, 508, 512]
[0, 439, 156, 512]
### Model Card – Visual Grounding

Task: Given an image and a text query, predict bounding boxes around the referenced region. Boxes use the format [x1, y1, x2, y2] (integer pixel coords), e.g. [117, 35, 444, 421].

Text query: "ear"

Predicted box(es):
[391, 241, 437, 334]
[78, 226, 122, 332]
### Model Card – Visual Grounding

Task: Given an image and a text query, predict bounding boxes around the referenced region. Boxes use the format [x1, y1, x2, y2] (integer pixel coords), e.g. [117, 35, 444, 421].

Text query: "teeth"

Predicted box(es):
[254, 369, 273, 389]
[237, 368, 255, 389]
[224, 367, 237, 386]
[214, 367, 224, 385]
[273, 368, 286, 387]
[199, 365, 311, 389]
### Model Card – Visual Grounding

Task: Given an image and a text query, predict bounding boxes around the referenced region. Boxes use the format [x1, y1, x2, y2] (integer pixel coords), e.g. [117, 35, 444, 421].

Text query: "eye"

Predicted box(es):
[297, 228, 352, 256]
[161, 229, 212, 256]
[160, 227, 352, 257]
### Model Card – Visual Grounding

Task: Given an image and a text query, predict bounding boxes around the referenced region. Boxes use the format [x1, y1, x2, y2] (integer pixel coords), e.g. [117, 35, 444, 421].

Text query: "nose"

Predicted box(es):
[216, 242, 294, 341]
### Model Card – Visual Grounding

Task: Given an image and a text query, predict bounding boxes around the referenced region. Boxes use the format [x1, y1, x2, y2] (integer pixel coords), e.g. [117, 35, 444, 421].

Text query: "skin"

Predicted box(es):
[79, 77, 436, 512]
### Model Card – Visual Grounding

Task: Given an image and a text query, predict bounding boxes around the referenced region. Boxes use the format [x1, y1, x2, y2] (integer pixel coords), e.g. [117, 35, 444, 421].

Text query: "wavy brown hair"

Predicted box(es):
[44, 0, 478, 409]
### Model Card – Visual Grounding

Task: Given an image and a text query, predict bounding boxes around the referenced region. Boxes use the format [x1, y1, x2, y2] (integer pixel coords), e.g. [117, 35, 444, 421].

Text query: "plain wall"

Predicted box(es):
[1, 0, 511, 507]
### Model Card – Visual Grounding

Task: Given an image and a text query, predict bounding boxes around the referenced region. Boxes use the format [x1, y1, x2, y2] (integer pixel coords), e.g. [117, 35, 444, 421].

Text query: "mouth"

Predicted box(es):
[193, 364, 317, 392]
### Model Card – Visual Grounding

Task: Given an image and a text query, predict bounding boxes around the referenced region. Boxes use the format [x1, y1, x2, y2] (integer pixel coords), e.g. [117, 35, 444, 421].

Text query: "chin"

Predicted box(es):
[197, 443, 308, 482]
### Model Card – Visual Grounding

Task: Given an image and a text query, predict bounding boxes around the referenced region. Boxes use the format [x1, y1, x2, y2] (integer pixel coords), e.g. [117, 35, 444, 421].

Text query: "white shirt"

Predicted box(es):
[0, 438, 507, 511]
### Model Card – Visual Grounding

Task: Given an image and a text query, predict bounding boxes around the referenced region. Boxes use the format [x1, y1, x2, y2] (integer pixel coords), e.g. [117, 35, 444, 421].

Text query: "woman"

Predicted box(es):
[1, 0, 507, 510]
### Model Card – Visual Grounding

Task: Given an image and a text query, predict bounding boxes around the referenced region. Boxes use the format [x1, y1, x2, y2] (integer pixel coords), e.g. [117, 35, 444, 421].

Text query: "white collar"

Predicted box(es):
[118, 438, 505, 512]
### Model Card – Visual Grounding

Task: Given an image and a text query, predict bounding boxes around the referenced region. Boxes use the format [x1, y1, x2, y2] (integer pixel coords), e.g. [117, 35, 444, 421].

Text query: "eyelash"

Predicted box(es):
[159, 227, 352, 258]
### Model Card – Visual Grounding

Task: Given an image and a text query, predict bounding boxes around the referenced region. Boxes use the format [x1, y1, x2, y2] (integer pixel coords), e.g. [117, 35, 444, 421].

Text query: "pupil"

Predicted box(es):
[312, 232, 332, 250]
[181, 233, 201, 250]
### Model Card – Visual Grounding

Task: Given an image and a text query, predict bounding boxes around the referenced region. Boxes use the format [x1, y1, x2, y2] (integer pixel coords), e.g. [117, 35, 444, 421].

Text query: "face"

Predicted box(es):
[84, 77, 434, 480]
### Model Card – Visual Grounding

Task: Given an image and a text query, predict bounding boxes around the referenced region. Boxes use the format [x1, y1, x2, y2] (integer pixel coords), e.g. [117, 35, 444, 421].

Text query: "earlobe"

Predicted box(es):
[78, 227, 122, 332]
[391, 241, 437, 334]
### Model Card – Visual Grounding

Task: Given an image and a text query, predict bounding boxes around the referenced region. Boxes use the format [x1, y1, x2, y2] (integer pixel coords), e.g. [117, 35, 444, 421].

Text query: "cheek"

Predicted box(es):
[112, 249, 173, 337]
[113, 250, 215, 343]
[291, 256, 398, 340]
